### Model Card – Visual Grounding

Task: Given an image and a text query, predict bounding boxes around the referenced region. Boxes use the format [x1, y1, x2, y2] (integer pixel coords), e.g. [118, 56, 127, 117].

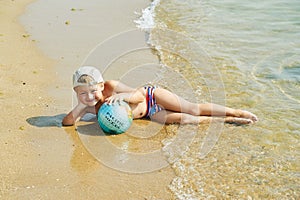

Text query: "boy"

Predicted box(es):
[62, 66, 258, 126]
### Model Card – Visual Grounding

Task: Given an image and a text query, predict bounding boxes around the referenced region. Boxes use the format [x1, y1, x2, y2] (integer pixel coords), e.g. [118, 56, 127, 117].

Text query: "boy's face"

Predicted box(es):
[74, 83, 104, 106]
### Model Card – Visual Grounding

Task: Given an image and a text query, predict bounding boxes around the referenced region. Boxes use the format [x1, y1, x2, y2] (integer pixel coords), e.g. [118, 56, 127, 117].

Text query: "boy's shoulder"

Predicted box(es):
[104, 80, 118, 87]
[103, 80, 119, 92]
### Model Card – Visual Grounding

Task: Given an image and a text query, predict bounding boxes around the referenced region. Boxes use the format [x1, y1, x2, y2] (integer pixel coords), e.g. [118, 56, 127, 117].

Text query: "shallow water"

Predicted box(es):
[151, 0, 300, 198]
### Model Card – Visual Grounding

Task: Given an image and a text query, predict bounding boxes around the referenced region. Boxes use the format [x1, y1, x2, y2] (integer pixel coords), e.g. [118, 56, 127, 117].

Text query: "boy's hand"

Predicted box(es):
[105, 93, 128, 104]
[74, 101, 89, 113]
[62, 101, 88, 126]
[105, 89, 144, 105]
[77, 101, 88, 109]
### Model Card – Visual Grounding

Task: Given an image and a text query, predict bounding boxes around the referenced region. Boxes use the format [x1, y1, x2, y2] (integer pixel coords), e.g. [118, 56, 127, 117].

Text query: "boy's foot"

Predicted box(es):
[236, 110, 258, 123]
[225, 117, 253, 125]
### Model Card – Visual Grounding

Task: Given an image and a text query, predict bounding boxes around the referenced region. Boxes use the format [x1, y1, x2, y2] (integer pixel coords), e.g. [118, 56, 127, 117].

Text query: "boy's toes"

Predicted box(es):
[245, 111, 258, 122]
[226, 117, 253, 125]
[239, 110, 258, 123]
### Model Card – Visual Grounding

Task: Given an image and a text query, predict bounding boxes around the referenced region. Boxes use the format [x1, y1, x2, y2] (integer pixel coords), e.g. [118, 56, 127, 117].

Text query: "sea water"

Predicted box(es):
[138, 0, 300, 199]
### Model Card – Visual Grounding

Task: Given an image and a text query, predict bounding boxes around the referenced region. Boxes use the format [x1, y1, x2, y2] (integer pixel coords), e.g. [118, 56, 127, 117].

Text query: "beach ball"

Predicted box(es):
[97, 102, 133, 134]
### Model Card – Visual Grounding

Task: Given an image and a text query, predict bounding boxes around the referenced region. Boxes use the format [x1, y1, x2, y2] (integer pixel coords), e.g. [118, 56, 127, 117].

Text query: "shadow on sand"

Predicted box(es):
[26, 114, 66, 127]
[26, 113, 99, 128]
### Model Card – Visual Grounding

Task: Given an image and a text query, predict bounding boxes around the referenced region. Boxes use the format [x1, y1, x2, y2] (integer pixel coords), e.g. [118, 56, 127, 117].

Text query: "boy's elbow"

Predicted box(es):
[134, 93, 144, 103]
[62, 116, 75, 126]
[138, 95, 145, 103]
[136, 89, 145, 103]
[62, 121, 74, 126]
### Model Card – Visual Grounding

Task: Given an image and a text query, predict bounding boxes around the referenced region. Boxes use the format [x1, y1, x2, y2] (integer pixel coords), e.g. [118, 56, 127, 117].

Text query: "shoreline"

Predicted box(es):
[0, 0, 175, 199]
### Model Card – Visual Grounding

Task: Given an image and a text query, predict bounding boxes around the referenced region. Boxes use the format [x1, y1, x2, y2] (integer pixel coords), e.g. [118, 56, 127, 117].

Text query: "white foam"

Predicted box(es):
[134, 0, 161, 31]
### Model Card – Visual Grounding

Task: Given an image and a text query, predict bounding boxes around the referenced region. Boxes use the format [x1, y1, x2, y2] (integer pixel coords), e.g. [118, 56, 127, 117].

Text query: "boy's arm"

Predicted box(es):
[106, 80, 135, 93]
[105, 80, 144, 104]
[62, 103, 87, 126]
[106, 89, 145, 104]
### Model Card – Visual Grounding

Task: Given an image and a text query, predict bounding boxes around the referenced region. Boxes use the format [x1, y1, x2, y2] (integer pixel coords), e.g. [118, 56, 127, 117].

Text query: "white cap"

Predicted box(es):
[73, 66, 104, 88]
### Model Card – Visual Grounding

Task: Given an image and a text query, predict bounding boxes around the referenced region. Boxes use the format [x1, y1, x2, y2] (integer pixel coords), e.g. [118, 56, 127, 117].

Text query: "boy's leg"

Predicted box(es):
[154, 88, 232, 116]
[154, 88, 200, 115]
[154, 88, 258, 122]
[150, 111, 253, 125]
[199, 104, 258, 122]
[150, 111, 201, 124]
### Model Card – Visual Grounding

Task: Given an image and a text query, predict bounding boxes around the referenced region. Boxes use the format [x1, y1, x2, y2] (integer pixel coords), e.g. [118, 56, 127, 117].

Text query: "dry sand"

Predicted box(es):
[0, 0, 175, 199]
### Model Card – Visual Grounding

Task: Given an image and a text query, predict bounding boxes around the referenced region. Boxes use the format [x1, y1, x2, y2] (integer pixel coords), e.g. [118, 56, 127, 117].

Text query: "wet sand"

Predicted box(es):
[0, 0, 175, 199]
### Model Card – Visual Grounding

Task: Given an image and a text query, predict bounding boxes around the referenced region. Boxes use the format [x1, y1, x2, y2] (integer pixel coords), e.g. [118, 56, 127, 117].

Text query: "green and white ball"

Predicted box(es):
[98, 102, 133, 134]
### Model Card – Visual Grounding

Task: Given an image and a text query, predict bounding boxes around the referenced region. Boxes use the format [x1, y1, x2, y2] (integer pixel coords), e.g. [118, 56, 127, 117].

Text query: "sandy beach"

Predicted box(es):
[0, 0, 175, 199]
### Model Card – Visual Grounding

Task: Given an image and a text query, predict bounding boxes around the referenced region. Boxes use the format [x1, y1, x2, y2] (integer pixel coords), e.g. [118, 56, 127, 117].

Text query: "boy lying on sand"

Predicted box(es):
[62, 66, 258, 126]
